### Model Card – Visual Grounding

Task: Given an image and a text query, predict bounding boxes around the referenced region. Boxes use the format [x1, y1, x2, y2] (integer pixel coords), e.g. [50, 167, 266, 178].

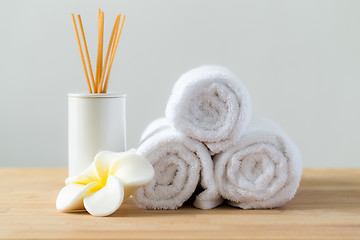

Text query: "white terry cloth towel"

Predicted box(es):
[134, 118, 223, 210]
[214, 117, 302, 209]
[165, 65, 252, 154]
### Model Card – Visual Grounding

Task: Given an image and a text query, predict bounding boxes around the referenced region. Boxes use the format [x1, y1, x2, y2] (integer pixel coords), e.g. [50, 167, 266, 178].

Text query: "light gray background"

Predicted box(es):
[0, 0, 359, 167]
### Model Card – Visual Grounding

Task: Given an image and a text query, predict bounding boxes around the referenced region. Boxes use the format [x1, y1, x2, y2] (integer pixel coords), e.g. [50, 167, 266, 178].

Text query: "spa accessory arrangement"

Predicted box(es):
[134, 65, 302, 210]
[56, 10, 302, 217]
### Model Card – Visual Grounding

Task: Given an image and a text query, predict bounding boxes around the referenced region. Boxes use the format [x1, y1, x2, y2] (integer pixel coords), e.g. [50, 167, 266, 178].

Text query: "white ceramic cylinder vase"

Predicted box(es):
[68, 93, 126, 177]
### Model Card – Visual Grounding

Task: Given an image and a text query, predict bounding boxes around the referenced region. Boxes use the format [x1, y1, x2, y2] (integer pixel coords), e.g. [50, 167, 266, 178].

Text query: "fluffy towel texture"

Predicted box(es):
[214, 117, 302, 209]
[134, 118, 223, 210]
[165, 65, 252, 154]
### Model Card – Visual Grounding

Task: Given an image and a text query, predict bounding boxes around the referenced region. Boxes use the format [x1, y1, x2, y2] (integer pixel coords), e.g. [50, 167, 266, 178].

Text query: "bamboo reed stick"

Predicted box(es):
[71, 14, 92, 93]
[103, 14, 126, 93]
[95, 9, 102, 92]
[77, 15, 96, 92]
[98, 14, 121, 93]
[98, 11, 104, 92]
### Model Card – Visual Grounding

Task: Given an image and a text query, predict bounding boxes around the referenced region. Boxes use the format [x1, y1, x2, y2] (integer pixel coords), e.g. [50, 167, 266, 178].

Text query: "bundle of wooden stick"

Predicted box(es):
[71, 9, 126, 93]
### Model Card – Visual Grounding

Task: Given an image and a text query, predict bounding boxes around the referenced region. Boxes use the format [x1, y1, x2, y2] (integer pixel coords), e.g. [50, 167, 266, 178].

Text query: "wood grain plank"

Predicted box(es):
[0, 168, 359, 240]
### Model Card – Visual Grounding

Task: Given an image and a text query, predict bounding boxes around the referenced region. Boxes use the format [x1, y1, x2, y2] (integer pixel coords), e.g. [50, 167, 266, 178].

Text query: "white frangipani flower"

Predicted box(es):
[56, 149, 154, 216]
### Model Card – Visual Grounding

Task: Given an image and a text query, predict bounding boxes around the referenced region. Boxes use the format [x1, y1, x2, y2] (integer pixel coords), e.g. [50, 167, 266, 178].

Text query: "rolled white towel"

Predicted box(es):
[165, 65, 252, 154]
[134, 118, 223, 210]
[214, 117, 302, 209]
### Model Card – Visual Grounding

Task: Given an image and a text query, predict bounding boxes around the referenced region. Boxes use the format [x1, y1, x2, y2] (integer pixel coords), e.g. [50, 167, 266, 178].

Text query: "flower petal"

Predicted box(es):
[113, 151, 155, 200]
[66, 151, 124, 186]
[65, 162, 100, 185]
[108, 149, 137, 175]
[93, 151, 124, 184]
[83, 175, 124, 217]
[56, 182, 101, 212]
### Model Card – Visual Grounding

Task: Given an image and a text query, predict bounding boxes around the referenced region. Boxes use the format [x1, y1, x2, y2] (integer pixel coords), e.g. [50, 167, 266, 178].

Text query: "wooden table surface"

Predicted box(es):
[0, 168, 359, 240]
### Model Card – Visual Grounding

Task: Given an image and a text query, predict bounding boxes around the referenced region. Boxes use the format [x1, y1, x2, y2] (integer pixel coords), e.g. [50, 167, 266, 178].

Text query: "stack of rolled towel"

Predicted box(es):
[134, 65, 302, 210]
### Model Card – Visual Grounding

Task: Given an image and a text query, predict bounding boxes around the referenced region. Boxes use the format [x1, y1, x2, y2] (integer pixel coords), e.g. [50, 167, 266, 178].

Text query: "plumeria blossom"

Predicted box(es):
[56, 149, 154, 216]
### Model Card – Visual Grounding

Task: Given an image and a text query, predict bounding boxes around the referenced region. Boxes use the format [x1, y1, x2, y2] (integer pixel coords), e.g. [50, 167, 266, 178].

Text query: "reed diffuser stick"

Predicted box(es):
[99, 12, 104, 91]
[103, 14, 126, 93]
[77, 15, 96, 92]
[71, 14, 92, 93]
[98, 14, 120, 93]
[95, 9, 103, 92]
